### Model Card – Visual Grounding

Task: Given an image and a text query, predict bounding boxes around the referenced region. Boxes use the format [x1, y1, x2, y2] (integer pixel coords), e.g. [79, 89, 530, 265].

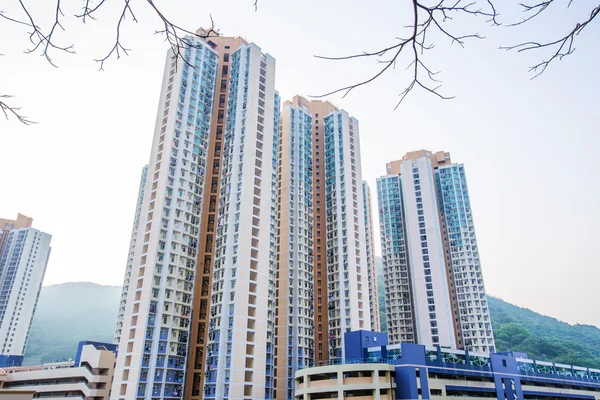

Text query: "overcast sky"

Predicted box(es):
[1, 0, 598, 327]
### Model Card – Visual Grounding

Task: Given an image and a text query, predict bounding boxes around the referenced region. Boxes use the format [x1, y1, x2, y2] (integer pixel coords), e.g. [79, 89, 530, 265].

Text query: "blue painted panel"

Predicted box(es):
[395, 366, 419, 400]
[398, 343, 427, 365]
[428, 367, 494, 379]
[419, 367, 430, 400]
[445, 385, 496, 393]
[344, 330, 388, 360]
[0, 355, 23, 367]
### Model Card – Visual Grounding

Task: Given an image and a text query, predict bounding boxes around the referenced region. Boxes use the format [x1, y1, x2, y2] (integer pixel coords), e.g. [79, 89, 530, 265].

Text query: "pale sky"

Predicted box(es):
[1, 0, 598, 327]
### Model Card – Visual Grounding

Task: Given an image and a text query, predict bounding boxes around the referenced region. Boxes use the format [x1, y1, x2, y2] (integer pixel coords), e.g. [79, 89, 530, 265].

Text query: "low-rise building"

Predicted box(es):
[0, 341, 117, 400]
[295, 330, 600, 399]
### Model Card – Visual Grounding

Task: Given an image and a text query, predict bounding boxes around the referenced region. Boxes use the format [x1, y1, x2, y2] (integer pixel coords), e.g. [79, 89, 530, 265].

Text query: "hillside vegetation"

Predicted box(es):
[24, 282, 121, 364]
[376, 257, 600, 368]
[24, 279, 600, 369]
[489, 296, 600, 368]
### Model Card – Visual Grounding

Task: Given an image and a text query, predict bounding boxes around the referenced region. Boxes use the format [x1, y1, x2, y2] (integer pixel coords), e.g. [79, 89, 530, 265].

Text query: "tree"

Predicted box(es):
[0, 0, 219, 123]
[313, 0, 599, 108]
[1, 0, 598, 122]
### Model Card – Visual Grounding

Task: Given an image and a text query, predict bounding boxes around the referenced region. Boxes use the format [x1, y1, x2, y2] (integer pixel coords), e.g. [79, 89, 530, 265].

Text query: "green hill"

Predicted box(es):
[375, 257, 600, 368]
[24, 279, 600, 369]
[489, 296, 600, 368]
[24, 282, 121, 364]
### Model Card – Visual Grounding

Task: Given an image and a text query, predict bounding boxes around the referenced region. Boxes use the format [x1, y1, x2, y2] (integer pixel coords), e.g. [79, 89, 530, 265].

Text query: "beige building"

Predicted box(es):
[274, 96, 374, 399]
[184, 32, 247, 400]
[112, 27, 280, 400]
[0, 213, 33, 255]
[0, 214, 33, 231]
[0, 341, 116, 399]
[295, 355, 600, 400]
[378, 150, 495, 353]
[294, 363, 396, 400]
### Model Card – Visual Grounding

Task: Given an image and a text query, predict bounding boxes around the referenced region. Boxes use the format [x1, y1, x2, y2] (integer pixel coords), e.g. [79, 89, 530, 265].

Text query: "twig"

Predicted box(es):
[17, 0, 75, 67]
[312, 0, 497, 107]
[94, 0, 137, 71]
[76, 0, 107, 23]
[507, 0, 554, 27]
[0, 95, 36, 125]
[501, 3, 600, 78]
[147, 1, 219, 70]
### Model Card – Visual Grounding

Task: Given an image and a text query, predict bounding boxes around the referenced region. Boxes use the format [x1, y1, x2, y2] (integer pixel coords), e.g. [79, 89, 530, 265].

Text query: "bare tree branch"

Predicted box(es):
[312, 0, 498, 107]
[502, 2, 600, 78]
[16, 0, 75, 67]
[507, 0, 554, 26]
[0, 95, 36, 125]
[0, 9, 30, 26]
[93, 0, 137, 71]
[75, 0, 107, 23]
[76, 0, 221, 70]
[146, 1, 219, 70]
[1, 0, 225, 123]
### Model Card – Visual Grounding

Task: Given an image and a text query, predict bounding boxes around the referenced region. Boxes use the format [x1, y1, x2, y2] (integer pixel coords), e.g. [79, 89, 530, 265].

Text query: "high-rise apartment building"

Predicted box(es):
[113, 31, 374, 399]
[323, 109, 371, 359]
[112, 30, 280, 400]
[274, 96, 372, 399]
[377, 150, 495, 353]
[112, 32, 221, 400]
[275, 98, 315, 399]
[362, 181, 380, 333]
[0, 214, 51, 367]
[184, 33, 246, 400]
[436, 161, 495, 352]
[295, 97, 338, 369]
[203, 42, 279, 400]
[377, 174, 416, 345]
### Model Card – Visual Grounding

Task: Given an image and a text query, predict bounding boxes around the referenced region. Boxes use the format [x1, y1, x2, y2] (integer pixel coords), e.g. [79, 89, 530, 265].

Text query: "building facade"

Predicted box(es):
[203, 42, 279, 400]
[113, 31, 375, 399]
[113, 30, 282, 400]
[436, 163, 494, 352]
[0, 341, 117, 400]
[295, 330, 600, 400]
[115, 165, 149, 345]
[0, 215, 33, 257]
[0, 215, 51, 367]
[112, 34, 220, 400]
[275, 98, 315, 399]
[377, 151, 495, 353]
[184, 32, 247, 400]
[376, 175, 416, 345]
[362, 181, 380, 333]
[323, 109, 371, 361]
[295, 97, 337, 369]
[273, 96, 373, 399]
